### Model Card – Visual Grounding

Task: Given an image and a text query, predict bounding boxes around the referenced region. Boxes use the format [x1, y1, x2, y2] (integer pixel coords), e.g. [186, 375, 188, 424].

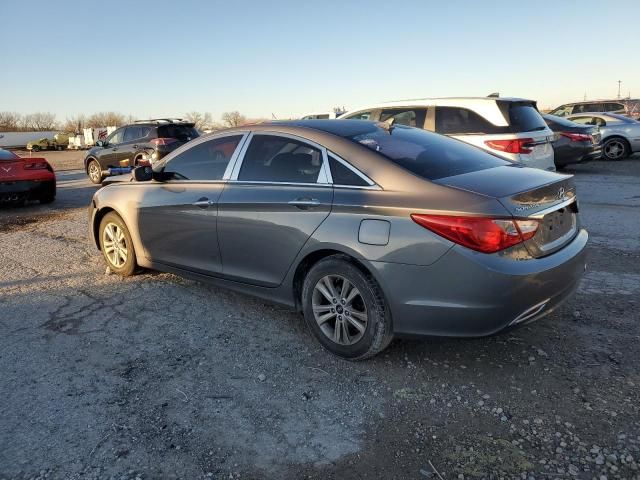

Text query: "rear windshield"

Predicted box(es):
[0, 149, 19, 161]
[157, 125, 199, 142]
[343, 124, 510, 180]
[507, 104, 547, 132]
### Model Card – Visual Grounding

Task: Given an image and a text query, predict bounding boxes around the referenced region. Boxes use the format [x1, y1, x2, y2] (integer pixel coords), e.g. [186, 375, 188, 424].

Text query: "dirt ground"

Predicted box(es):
[0, 154, 639, 480]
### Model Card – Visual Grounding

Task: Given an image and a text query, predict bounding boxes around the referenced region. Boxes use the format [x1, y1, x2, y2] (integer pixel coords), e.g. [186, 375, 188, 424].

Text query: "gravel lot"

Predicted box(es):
[1, 152, 639, 480]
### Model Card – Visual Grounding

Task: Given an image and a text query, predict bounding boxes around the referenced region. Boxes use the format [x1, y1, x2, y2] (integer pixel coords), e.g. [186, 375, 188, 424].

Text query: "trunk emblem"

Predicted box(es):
[557, 187, 566, 200]
[1, 166, 11, 173]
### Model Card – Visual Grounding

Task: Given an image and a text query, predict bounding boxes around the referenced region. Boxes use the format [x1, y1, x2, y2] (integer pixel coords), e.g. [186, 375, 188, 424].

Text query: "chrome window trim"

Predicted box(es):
[159, 130, 250, 181]
[225, 180, 333, 188]
[229, 131, 329, 184]
[327, 151, 380, 190]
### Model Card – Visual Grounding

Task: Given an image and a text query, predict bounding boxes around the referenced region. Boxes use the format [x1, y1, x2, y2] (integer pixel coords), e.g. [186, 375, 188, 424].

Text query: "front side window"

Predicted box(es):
[238, 135, 323, 183]
[549, 104, 573, 117]
[380, 108, 427, 128]
[346, 111, 374, 121]
[164, 135, 243, 180]
[106, 129, 124, 145]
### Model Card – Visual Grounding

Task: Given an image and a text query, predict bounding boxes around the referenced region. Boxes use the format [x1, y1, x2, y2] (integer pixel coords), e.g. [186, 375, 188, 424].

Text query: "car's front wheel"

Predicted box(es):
[99, 212, 137, 276]
[87, 159, 104, 184]
[602, 137, 629, 160]
[301, 255, 393, 360]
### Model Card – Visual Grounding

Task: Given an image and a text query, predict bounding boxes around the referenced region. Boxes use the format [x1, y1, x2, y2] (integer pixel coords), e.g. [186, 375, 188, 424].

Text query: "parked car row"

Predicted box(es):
[549, 98, 640, 120]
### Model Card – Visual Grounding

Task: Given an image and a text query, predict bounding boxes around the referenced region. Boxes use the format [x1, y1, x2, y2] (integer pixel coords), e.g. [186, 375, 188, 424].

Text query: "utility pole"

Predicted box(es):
[618, 80, 622, 99]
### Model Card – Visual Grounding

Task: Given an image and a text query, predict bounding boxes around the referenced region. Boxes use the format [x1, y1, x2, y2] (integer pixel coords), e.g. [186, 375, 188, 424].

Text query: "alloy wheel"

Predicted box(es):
[102, 222, 128, 268]
[312, 274, 368, 346]
[604, 139, 626, 160]
[88, 162, 101, 182]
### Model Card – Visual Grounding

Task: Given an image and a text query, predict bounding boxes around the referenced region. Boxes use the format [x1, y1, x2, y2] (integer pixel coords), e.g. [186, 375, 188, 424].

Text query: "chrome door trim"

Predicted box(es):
[527, 197, 577, 219]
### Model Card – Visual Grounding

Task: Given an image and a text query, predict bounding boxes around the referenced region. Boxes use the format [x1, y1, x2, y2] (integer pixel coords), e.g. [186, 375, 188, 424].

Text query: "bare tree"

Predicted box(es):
[0, 112, 22, 131]
[221, 111, 247, 128]
[86, 112, 127, 128]
[21, 112, 57, 131]
[60, 114, 87, 134]
[185, 111, 213, 130]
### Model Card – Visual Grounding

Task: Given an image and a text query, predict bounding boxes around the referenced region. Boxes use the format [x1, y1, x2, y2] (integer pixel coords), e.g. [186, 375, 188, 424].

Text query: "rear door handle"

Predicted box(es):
[288, 198, 321, 209]
[193, 197, 215, 208]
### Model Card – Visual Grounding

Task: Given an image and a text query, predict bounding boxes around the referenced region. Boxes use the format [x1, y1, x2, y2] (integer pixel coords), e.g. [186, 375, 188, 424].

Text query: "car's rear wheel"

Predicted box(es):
[602, 137, 629, 160]
[31, 145, 40, 152]
[87, 159, 104, 184]
[301, 256, 393, 360]
[99, 212, 137, 276]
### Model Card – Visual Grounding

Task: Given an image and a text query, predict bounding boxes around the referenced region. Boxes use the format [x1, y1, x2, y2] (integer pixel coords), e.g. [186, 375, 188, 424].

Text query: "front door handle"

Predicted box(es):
[193, 197, 215, 208]
[288, 198, 321, 209]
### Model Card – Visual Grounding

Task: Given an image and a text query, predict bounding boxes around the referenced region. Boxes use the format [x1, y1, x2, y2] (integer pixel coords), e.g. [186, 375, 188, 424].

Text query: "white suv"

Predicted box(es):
[340, 97, 556, 170]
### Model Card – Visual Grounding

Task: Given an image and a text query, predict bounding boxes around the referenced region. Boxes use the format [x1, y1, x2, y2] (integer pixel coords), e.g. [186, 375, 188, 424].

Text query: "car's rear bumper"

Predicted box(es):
[373, 228, 588, 337]
[555, 144, 602, 167]
[0, 178, 56, 201]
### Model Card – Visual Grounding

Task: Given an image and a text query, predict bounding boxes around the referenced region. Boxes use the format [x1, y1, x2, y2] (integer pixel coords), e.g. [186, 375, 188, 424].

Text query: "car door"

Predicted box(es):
[98, 128, 124, 168]
[136, 133, 248, 274]
[217, 132, 333, 287]
[118, 126, 143, 166]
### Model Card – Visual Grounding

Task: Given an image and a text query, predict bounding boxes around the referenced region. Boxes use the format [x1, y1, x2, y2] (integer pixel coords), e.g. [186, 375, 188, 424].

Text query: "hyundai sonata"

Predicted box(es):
[89, 120, 587, 360]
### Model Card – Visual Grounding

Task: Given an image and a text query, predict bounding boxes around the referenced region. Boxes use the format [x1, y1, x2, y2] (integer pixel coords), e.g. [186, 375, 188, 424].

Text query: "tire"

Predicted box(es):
[31, 145, 40, 152]
[99, 212, 137, 276]
[56, 145, 63, 151]
[301, 255, 393, 360]
[602, 137, 630, 161]
[87, 159, 104, 184]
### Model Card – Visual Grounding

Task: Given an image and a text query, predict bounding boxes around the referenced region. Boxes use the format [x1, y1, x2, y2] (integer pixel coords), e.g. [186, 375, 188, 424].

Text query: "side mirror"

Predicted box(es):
[96, 140, 104, 147]
[133, 165, 153, 182]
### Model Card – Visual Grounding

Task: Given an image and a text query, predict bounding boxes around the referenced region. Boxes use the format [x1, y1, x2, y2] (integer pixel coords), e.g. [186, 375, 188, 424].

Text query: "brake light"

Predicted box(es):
[485, 138, 534, 154]
[23, 161, 48, 170]
[410, 214, 539, 253]
[560, 132, 592, 142]
[150, 138, 178, 147]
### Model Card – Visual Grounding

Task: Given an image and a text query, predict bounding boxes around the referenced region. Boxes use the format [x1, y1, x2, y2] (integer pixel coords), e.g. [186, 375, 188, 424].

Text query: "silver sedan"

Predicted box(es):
[567, 112, 640, 160]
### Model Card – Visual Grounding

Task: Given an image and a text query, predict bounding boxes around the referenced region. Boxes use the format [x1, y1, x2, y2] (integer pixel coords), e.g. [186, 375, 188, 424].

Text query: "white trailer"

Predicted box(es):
[83, 126, 116, 147]
[0, 131, 61, 149]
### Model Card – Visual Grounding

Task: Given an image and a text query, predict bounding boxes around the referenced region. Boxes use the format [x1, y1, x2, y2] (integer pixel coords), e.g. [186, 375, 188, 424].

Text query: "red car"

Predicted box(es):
[0, 149, 56, 205]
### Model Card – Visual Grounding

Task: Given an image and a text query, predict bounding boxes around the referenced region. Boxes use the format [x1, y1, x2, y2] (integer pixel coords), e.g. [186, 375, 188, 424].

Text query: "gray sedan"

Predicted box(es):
[567, 112, 640, 160]
[89, 121, 587, 360]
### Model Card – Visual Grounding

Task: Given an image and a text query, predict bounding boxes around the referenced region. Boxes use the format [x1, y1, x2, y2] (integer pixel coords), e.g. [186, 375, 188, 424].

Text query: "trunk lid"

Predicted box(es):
[434, 165, 579, 257]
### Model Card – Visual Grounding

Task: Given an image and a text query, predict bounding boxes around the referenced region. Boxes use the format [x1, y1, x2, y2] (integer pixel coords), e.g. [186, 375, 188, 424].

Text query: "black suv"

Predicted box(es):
[84, 119, 199, 184]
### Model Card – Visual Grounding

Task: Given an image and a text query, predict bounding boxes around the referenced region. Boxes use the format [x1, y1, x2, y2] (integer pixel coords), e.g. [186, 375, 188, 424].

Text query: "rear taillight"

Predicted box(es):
[560, 132, 592, 142]
[485, 138, 534, 154]
[23, 161, 48, 170]
[150, 138, 178, 147]
[410, 214, 539, 253]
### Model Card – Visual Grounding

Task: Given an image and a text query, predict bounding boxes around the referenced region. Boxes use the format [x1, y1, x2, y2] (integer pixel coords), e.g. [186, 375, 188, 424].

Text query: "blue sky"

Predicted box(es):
[1, 0, 638, 121]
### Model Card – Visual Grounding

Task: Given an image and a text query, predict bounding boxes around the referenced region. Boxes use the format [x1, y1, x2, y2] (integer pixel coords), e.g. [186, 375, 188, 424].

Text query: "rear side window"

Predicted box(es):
[164, 135, 242, 180]
[238, 135, 323, 183]
[328, 155, 369, 186]
[435, 107, 504, 135]
[346, 124, 509, 180]
[380, 108, 427, 128]
[573, 103, 605, 113]
[158, 125, 199, 142]
[507, 104, 547, 132]
[604, 103, 624, 111]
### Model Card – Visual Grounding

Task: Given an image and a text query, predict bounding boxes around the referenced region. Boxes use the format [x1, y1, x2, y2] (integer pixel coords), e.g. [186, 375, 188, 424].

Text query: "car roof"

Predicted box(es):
[340, 97, 531, 127]
[560, 99, 639, 106]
